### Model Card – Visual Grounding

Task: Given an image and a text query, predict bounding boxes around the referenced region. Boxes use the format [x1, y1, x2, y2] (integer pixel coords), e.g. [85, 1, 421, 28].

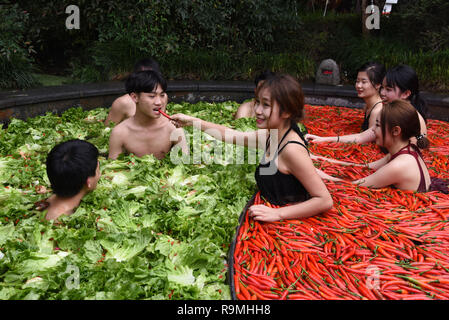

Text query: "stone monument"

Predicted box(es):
[316, 59, 340, 86]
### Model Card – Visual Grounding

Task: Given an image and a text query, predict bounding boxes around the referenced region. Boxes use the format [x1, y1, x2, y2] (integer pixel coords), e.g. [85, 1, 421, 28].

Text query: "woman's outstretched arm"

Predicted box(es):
[171, 113, 267, 149]
[305, 127, 376, 144]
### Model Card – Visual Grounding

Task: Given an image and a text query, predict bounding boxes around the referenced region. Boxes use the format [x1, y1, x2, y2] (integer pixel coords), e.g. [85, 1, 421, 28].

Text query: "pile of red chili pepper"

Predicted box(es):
[232, 105, 449, 300]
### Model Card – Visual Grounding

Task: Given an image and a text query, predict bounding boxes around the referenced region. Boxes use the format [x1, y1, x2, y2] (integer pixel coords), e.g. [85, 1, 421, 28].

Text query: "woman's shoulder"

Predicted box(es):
[235, 100, 255, 118]
[387, 152, 419, 173]
[369, 102, 383, 118]
[279, 136, 309, 160]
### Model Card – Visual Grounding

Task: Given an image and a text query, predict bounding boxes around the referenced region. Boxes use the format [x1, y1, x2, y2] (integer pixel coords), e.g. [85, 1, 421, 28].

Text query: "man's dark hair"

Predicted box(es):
[254, 70, 276, 86]
[133, 58, 161, 73]
[125, 70, 167, 94]
[46, 139, 99, 198]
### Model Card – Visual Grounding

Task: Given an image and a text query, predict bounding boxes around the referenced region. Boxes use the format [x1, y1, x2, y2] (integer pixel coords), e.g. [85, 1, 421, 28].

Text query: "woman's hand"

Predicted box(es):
[170, 113, 198, 127]
[305, 133, 326, 143]
[247, 204, 281, 222]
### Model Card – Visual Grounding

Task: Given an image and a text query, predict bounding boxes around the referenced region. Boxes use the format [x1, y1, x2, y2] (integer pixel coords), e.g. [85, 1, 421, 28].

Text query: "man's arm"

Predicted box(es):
[108, 127, 125, 160]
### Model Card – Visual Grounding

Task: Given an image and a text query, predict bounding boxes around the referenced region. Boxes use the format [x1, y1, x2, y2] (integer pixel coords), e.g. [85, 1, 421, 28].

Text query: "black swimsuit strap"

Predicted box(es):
[372, 100, 382, 109]
[265, 127, 293, 152]
[366, 101, 382, 117]
[278, 141, 309, 155]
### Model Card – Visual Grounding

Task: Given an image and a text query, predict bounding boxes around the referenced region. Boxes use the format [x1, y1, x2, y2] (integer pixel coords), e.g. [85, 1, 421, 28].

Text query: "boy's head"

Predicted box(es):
[254, 70, 275, 87]
[46, 139, 100, 198]
[125, 70, 167, 95]
[133, 57, 161, 73]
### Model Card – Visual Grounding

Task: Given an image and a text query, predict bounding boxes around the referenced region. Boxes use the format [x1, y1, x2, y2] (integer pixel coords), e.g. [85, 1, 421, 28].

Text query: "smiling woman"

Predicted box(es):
[316, 100, 433, 192]
[1, 100, 448, 300]
[380, 65, 428, 139]
[171, 73, 333, 222]
[305, 61, 385, 143]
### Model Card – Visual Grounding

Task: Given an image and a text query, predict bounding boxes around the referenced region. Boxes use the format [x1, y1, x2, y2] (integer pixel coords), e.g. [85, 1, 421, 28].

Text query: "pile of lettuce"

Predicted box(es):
[0, 101, 260, 300]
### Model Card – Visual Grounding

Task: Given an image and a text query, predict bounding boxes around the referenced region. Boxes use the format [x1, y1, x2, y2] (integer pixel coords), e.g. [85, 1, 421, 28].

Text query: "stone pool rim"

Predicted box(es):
[1, 80, 449, 126]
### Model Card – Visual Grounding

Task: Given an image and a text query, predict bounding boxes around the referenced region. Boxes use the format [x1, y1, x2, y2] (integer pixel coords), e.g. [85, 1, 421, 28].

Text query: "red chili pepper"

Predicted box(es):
[232, 105, 449, 300]
[158, 109, 172, 120]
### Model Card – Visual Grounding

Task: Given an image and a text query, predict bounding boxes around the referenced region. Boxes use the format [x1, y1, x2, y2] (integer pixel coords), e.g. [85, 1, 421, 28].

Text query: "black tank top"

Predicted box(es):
[254, 123, 311, 206]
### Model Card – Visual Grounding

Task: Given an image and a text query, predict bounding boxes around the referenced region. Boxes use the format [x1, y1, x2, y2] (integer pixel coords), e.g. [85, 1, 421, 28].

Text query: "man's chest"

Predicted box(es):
[124, 129, 172, 159]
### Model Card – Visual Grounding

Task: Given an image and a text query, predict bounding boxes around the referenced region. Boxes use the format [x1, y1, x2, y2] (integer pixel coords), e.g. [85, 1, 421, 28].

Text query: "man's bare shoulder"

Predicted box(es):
[111, 117, 133, 134]
[165, 119, 178, 132]
[112, 94, 135, 109]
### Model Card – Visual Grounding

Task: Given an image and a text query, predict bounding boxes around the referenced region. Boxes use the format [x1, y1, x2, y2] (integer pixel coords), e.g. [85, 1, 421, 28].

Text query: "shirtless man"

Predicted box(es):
[36, 139, 101, 222]
[104, 58, 161, 126]
[108, 70, 189, 160]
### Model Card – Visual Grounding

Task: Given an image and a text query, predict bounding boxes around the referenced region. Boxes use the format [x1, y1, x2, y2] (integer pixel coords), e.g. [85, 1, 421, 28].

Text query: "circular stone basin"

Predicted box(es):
[1, 80, 448, 127]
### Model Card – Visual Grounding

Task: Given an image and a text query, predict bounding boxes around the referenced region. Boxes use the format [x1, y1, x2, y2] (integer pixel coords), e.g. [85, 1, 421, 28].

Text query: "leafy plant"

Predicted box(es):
[382, 0, 449, 51]
[0, 3, 38, 89]
[0, 101, 260, 300]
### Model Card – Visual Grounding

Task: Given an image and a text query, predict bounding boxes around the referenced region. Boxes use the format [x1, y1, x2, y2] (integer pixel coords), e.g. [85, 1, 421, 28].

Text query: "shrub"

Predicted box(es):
[382, 0, 449, 51]
[0, 3, 38, 89]
[67, 0, 302, 81]
[159, 49, 315, 82]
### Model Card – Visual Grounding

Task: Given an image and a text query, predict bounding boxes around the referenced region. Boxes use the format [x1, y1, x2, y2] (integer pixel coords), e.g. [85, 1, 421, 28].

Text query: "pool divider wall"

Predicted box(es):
[1, 80, 449, 127]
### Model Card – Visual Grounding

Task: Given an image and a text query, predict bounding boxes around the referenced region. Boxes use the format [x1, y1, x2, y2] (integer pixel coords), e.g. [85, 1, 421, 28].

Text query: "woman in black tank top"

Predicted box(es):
[171, 74, 333, 222]
[255, 122, 311, 206]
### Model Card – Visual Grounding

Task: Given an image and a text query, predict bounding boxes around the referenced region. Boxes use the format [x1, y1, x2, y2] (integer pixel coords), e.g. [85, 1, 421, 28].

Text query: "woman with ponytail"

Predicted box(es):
[306, 64, 427, 145]
[380, 64, 428, 144]
[316, 100, 440, 192]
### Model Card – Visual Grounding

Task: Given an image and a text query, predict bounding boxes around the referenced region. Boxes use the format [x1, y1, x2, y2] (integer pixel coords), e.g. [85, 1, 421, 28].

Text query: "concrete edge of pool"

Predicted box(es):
[1, 80, 449, 126]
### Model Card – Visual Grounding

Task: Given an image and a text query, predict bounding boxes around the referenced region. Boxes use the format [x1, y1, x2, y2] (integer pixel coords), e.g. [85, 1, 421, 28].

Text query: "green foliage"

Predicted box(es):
[383, 0, 449, 52]
[66, 0, 302, 82]
[3, 1, 449, 92]
[0, 101, 256, 300]
[395, 50, 449, 92]
[0, 3, 38, 89]
[160, 49, 315, 82]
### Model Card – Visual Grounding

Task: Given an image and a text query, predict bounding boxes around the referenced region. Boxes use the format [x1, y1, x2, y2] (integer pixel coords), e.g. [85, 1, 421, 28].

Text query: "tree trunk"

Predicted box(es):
[362, 0, 369, 36]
